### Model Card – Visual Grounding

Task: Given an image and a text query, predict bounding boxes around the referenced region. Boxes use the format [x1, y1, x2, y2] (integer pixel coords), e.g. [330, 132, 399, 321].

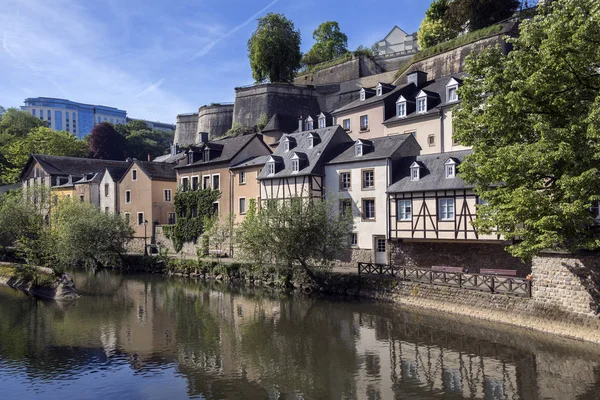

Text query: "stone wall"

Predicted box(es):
[154, 226, 198, 256]
[294, 57, 362, 86]
[174, 113, 198, 146]
[334, 248, 373, 269]
[197, 104, 234, 139]
[390, 241, 530, 275]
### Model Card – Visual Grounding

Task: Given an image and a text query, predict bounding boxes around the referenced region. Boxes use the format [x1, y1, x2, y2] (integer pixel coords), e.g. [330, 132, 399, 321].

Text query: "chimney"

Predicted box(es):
[147, 153, 152, 162]
[407, 71, 428, 88]
[198, 132, 209, 144]
[298, 115, 304, 132]
[126, 157, 133, 163]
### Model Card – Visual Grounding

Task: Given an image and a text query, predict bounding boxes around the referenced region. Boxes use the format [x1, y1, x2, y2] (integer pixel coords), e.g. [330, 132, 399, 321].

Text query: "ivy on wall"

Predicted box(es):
[163, 188, 221, 252]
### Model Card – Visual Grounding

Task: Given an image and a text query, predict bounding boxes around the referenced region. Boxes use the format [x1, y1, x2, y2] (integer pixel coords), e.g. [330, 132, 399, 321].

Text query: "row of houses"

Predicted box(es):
[20, 71, 522, 270]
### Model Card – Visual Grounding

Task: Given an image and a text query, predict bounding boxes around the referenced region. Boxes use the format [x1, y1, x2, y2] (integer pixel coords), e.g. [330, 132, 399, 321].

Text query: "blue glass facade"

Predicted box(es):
[22, 97, 127, 139]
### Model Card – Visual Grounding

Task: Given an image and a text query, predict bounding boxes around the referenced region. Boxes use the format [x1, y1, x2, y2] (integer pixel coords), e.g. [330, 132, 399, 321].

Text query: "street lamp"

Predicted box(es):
[143, 219, 148, 256]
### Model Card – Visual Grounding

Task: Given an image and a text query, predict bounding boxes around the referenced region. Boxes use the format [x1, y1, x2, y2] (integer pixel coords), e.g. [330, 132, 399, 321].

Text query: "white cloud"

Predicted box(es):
[135, 78, 166, 98]
[191, 0, 281, 60]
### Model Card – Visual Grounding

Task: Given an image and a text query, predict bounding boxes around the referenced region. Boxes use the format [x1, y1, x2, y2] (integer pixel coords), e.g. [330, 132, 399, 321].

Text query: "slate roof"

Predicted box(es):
[383, 73, 465, 125]
[230, 155, 270, 170]
[104, 166, 130, 181]
[332, 84, 399, 115]
[258, 126, 352, 179]
[175, 133, 265, 169]
[387, 150, 473, 193]
[134, 160, 177, 181]
[262, 113, 299, 133]
[153, 152, 186, 163]
[21, 154, 130, 180]
[326, 134, 415, 165]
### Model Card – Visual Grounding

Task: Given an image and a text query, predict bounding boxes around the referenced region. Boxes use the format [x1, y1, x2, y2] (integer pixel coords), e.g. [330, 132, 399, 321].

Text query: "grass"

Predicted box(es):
[296, 48, 374, 79]
[0, 265, 17, 278]
[0, 264, 56, 287]
[393, 24, 506, 82]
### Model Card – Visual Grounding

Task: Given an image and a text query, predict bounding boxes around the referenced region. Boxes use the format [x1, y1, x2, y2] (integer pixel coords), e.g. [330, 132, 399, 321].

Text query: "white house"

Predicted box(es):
[99, 166, 130, 214]
[376, 26, 418, 56]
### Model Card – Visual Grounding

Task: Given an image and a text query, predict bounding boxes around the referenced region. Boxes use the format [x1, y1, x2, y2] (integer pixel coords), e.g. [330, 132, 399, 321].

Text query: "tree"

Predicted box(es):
[247, 13, 302, 83]
[1, 127, 87, 183]
[204, 214, 234, 263]
[302, 21, 348, 67]
[0, 106, 6, 123]
[453, 0, 600, 260]
[115, 120, 172, 160]
[88, 122, 127, 160]
[236, 197, 353, 281]
[446, 0, 520, 31]
[0, 108, 44, 138]
[0, 189, 43, 255]
[417, 0, 458, 49]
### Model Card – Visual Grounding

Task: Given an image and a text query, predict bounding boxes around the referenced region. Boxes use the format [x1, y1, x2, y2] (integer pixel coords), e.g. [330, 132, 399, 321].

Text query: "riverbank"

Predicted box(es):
[0, 263, 78, 300]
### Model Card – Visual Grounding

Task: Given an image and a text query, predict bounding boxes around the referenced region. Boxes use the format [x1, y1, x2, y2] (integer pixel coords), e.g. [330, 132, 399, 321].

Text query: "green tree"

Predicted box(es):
[236, 196, 353, 281]
[1, 127, 87, 183]
[417, 0, 458, 49]
[0, 189, 43, 255]
[0, 108, 44, 138]
[446, 0, 520, 31]
[302, 21, 348, 67]
[247, 13, 302, 83]
[453, 0, 600, 260]
[115, 120, 173, 160]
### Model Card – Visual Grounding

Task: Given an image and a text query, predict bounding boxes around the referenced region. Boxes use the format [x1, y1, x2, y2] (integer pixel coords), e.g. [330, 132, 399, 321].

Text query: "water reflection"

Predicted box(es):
[0, 270, 599, 400]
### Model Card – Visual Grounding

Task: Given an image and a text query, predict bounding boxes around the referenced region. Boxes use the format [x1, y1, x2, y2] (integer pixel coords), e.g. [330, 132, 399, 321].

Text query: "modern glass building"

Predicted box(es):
[21, 97, 127, 139]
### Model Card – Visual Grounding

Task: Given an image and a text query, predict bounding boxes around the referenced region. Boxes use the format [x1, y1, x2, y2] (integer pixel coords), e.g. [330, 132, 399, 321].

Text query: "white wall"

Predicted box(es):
[99, 172, 118, 214]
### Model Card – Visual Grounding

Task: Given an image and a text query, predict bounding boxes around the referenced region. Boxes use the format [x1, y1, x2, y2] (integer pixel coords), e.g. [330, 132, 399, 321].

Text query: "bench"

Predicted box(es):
[480, 268, 518, 276]
[431, 265, 464, 273]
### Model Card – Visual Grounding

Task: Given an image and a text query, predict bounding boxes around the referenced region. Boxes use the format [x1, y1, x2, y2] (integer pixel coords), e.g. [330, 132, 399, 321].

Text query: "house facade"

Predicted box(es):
[258, 126, 353, 202]
[324, 134, 421, 265]
[229, 155, 269, 225]
[99, 166, 129, 214]
[376, 26, 419, 56]
[118, 161, 177, 240]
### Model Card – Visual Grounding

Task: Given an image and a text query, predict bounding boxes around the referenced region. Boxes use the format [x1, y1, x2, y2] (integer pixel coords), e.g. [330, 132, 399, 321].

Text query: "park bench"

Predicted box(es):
[431, 265, 464, 273]
[480, 268, 518, 276]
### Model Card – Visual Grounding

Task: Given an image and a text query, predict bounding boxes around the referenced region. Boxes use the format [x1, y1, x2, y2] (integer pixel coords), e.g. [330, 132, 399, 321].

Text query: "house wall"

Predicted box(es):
[21, 160, 52, 191]
[443, 110, 470, 153]
[150, 180, 177, 230]
[333, 104, 385, 141]
[231, 165, 263, 225]
[389, 189, 499, 242]
[177, 164, 231, 223]
[99, 173, 118, 214]
[259, 175, 323, 201]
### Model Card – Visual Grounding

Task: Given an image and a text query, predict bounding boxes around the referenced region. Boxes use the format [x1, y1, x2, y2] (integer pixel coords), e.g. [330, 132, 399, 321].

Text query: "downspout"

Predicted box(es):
[386, 157, 391, 265]
[229, 169, 234, 258]
[439, 106, 445, 154]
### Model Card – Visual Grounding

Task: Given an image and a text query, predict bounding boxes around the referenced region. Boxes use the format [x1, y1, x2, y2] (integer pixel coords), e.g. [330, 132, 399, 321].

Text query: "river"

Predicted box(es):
[0, 270, 599, 400]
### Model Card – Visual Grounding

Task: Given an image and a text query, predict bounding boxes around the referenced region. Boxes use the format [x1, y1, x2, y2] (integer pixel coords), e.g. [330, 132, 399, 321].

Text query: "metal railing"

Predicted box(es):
[357, 262, 532, 297]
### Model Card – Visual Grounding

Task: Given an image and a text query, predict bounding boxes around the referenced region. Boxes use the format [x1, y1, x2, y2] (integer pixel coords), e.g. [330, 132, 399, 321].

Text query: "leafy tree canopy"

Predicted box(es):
[88, 122, 127, 160]
[0, 108, 44, 138]
[418, 0, 458, 49]
[302, 21, 348, 67]
[0, 189, 43, 254]
[453, 0, 600, 260]
[446, 0, 520, 31]
[115, 120, 173, 160]
[248, 13, 302, 83]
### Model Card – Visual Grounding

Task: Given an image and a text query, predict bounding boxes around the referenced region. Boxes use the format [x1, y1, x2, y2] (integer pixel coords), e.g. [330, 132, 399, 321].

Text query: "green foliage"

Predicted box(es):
[257, 113, 269, 131]
[395, 23, 504, 82]
[0, 108, 44, 138]
[164, 188, 221, 252]
[446, 0, 520, 31]
[0, 189, 44, 254]
[235, 196, 353, 280]
[204, 214, 234, 261]
[224, 122, 254, 137]
[1, 127, 87, 183]
[114, 120, 173, 160]
[247, 13, 302, 83]
[453, 0, 600, 260]
[418, 0, 458, 49]
[302, 21, 348, 67]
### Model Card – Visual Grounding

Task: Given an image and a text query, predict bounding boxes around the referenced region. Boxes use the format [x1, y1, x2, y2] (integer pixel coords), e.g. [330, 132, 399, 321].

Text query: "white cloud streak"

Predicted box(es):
[191, 0, 280, 60]
[136, 78, 166, 98]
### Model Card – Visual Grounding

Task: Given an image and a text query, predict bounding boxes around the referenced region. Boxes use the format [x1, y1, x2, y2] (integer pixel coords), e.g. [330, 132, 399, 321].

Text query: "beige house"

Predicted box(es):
[175, 133, 271, 224]
[118, 161, 177, 239]
[229, 155, 269, 224]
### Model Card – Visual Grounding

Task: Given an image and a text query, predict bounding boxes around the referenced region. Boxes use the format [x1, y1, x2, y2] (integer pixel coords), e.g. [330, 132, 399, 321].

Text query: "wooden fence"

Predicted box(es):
[357, 262, 532, 297]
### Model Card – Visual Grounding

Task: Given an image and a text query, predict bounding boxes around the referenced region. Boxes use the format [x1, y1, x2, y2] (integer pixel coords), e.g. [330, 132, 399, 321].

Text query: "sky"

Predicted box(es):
[0, 0, 432, 124]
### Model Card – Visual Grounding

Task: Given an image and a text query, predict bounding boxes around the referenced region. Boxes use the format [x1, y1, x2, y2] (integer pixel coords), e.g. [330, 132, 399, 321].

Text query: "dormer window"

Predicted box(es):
[359, 88, 366, 101]
[306, 116, 313, 131]
[204, 148, 210, 162]
[396, 95, 407, 118]
[282, 137, 291, 152]
[267, 161, 275, 175]
[318, 115, 326, 128]
[355, 142, 363, 157]
[446, 78, 459, 103]
[308, 133, 319, 148]
[376, 84, 382, 96]
[410, 162, 421, 181]
[417, 97, 427, 113]
[187, 152, 194, 165]
[291, 159, 299, 173]
[445, 159, 456, 179]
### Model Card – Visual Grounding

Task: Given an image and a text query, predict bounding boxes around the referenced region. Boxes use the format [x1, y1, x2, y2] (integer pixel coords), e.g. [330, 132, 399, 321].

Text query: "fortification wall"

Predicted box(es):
[174, 113, 198, 147]
[197, 104, 234, 140]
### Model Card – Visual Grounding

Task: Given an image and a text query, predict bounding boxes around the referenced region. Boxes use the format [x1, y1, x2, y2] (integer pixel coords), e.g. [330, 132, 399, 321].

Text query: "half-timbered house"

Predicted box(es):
[258, 126, 352, 201]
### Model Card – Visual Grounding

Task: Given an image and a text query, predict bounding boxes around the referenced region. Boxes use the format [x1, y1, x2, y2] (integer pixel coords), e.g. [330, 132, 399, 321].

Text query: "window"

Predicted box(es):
[283, 138, 291, 152]
[132, 169, 137, 181]
[445, 164, 456, 178]
[448, 86, 458, 102]
[306, 120, 313, 130]
[343, 119, 351, 131]
[355, 143, 363, 157]
[363, 199, 375, 220]
[32, 109, 36, 117]
[397, 199, 412, 221]
[192, 176, 199, 190]
[104, 183, 109, 197]
[47, 110, 51, 120]
[318, 117, 326, 128]
[360, 88, 366, 101]
[168, 213, 176, 224]
[124, 213, 130, 224]
[360, 115, 369, 131]
[341, 199, 352, 216]
[267, 162, 275, 175]
[410, 163, 420, 181]
[291, 159, 299, 173]
[350, 233, 358, 246]
[212, 175, 220, 190]
[428, 135, 435, 147]
[164, 189, 172, 202]
[125, 190, 131, 203]
[137, 212, 145, 225]
[376, 238, 386, 253]
[105, 207, 109, 214]
[239, 198, 246, 215]
[439, 198, 455, 220]
[188, 152, 194, 165]
[362, 170, 375, 189]
[79, 195, 84, 202]
[191, 207, 198, 218]
[308, 133, 318, 148]
[397, 101, 406, 117]
[212, 201, 219, 215]
[204, 148, 210, 162]
[239, 171, 246, 185]
[417, 97, 427, 113]
[376, 84, 382, 96]
[97, 116, 101, 123]
[203, 176, 210, 189]
[181, 177, 189, 191]
[340, 172, 351, 190]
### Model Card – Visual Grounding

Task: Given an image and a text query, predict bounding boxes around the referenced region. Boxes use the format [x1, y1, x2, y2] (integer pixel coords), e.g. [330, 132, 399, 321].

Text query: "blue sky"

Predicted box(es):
[0, 0, 432, 124]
